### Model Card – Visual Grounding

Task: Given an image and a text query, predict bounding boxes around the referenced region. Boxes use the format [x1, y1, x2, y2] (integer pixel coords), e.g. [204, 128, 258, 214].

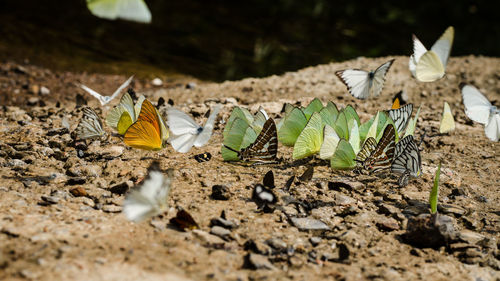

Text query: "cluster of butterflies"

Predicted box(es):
[221, 97, 422, 186]
[334, 26, 498, 141]
[75, 77, 221, 153]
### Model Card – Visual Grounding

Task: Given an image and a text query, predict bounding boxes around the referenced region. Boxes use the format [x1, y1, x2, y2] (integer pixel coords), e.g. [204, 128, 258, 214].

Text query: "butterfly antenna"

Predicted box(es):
[418, 131, 427, 147]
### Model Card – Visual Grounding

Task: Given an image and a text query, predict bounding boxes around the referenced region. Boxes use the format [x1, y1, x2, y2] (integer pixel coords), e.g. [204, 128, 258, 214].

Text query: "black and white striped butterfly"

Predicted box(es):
[361, 125, 396, 173]
[335, 59, 395, 100]
[355, 137, 377, 165]
[387, 103, 413, 136]
[252, 170, 277, 212]
[391, 135, 422, 187]
[224, 118, 278, 164]
[75, 107, 107, 141]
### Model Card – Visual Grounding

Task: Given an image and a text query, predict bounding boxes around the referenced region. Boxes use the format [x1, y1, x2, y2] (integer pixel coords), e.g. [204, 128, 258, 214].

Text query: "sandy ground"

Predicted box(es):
[0, 56, 499, 281]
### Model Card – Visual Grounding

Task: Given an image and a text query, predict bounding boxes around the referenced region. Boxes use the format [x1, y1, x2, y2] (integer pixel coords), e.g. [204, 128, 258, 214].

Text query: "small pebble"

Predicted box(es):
[211, 185, 231, 200]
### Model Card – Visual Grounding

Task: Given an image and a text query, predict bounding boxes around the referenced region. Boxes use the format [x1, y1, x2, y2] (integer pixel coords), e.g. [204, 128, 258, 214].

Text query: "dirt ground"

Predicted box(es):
[0, 56, 499, 281]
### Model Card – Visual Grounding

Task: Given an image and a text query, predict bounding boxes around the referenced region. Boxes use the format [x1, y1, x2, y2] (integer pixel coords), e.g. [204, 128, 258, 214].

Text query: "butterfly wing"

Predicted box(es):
[387, 103, 413, 136]
[166, 107, 200, 135]
[430, 26, 454, 69]
[293, 112, 323, 160]
[371, 59, 395, 97]
[391, 137, 421, 178]
[240, 118, 278, 162]
[364, 125, 396, 172]
[409, 35, 428, 77]
[117, 111, 133, 135]
[170, 134, 197, 153]
[440, 102, 455, 134]
[461, 84, 493, 125]
[194, 104, 222, 147]
[319, 124, 340, 160]
[79, 84, 108, 105]
[355, 137, 377, 163]
[115, 0, 152, 23]
[252, 106, 269, 132]
[484, 113, 500, 142]
[336, 69, 370, 99]
[76, 107, 106, 140]
[109, 75, 134, 103]
[415, 51, 444, 82]
[124, 99, 162, 150]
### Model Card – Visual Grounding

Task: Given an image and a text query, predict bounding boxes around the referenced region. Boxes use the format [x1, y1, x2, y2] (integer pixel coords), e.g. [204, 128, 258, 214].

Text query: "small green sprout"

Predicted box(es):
[429, 162, 441, 214]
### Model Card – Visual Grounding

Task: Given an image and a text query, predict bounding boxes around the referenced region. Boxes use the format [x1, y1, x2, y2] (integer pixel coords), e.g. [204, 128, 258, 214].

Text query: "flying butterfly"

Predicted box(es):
[169, 208, 200, 231]
[409, 26, 454, 82]
[194, 152, 212, 163]
[124, 99, 168, 150]
[461, 84, 500, 141]
[391, 135, 422, 187]
[361, 125, 396, 173]
[224, 118, 278, 164]
[123, 163, 173, 222]
[167, 105, 222, 153]
[78, 76, 134, 106]
[440, 102, 455, 134]
[335, 59, 395, 100]
[86, 0, 152, 23]
[75, 107, 107, 141]
[387, 103, 413, 136]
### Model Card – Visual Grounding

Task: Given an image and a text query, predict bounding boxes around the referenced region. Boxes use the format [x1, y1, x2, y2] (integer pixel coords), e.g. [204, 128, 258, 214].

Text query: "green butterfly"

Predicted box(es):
[221, 117, 257, 161]
[330, 139, 356, 170]
[293, 112, 323, 160]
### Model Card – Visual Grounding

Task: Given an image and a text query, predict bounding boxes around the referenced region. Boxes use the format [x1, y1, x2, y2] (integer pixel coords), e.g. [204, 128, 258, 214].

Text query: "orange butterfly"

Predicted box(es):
[124, 99, 168, 150]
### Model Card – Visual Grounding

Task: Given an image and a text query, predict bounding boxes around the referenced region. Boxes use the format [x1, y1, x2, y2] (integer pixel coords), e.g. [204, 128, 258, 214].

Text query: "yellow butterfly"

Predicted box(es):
[439, 101, 455, 134]
[124, 99, 168, 150]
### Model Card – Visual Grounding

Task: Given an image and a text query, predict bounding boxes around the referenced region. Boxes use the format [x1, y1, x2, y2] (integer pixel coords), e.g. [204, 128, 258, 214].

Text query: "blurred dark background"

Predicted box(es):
[0, 0, 498, 81]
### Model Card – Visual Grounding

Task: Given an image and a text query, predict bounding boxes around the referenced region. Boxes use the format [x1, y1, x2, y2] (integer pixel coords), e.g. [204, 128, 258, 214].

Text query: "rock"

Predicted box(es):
[192, 229, 225, 246]
[290, 217, 330, 231]
[438, 204, 466, 216]
[29, 85, 39, 94]
[7, 159, 26, 167]
[27, 97, 39, 106]
[337, 243, 350, 262]
[210, 226, 231, 241]
[404, 213, 457, 248]
[109, 181, 134, 195]
[265, 238, 287, 250]
[73, 197, 95, 207]
[98, 146, 124, 158]
[337, 230, 366, 248]
[69, 187, 88, 197]
[377, 203, 400, 216]
[40, 86, 50, 95]
[37, 146, 54, 157]
[244, 239, 271, 255]
[210, 185, 231, 200]
[243, 253, 276, 270]
[151, 78, 163, 86]
[209, 217, 238, 229]
[309, 237, 321, 247]
[376, 218, 400, 231]
[66, 177, 86, 185]
[288, 256, 304, 268]
[335, 194, 356, 206]
[458, 230, 485, 245]
[101, 205, 122, 213]
[328, 180, 365, 191]
[30, 233, 53, 242]
[41, 195, 60, 205]
[186, 82, 197, 89]
[150, 219, 166, 231]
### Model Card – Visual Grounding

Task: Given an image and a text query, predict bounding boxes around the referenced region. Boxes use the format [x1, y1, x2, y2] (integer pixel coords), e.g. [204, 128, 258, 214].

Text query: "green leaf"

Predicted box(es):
[278, 107, 308, 146]
[302, 98, 324, 120]
[430, 162, 441, 214]
[330, 139, 356, 170]
[293, 112, 323, 160]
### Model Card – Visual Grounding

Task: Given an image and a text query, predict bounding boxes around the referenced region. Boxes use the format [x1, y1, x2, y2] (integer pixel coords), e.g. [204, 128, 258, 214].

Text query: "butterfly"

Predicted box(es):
[336, 59, 395, 100]
[167, 105, 222, 153]
[361, 125, 396, 173]
[123, 99, 168, 150]
[86, 0, 152, 23]
[224, 118, 278, 164]
[194, 152, 212, 163]
[169, 208, 200, 231]
[298, 166, 314, 182]
[391, 135, 422, 187]
[354, 137, 377, 167]
[106, 92, 145, 134]
[387, 103, 413, 136]
[123, 163, 173, 222]
[293, 112, 323, 160]
[78, 76, 134, 106]
[461, 84, 500, 141]
[439, 102, 455, 134]
[391, 90, 408, 109]
[409, 26, 454, 82]
[252, 170, 277, 212]
[75, 107, 107, 141]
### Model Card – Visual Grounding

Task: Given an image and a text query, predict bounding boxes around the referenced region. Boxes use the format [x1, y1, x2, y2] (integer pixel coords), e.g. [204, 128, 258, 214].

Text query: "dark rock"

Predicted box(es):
[109, 181, 133, 195]
[243, 253, 276, 270]
[244, 239, 271, 255]
[210, 226, 232, 241]
[69, 187, 88, 197]
[404, 213, 457, 248]
[309, 237, 321, 247]
[209, 217, 238, 229]
[47, 128, 69, 136]
[210, 185, 230, 200]
[40, 195, 59, 205]
[66, 177, 86, 185]
[265, 238, 287, 250]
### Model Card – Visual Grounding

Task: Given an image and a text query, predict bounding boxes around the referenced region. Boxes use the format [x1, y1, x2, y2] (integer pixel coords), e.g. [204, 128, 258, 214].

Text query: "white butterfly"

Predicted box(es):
[78, 76, 134, 106]
[75, 107, 107, 140]
[409, 26, 454, 82]
[336, 59, 395, 99]
[86, 0, 152, 23]
[461, 84, 500, 141]
[123, 165, 173, 222]
[167, 105, 222, 153]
